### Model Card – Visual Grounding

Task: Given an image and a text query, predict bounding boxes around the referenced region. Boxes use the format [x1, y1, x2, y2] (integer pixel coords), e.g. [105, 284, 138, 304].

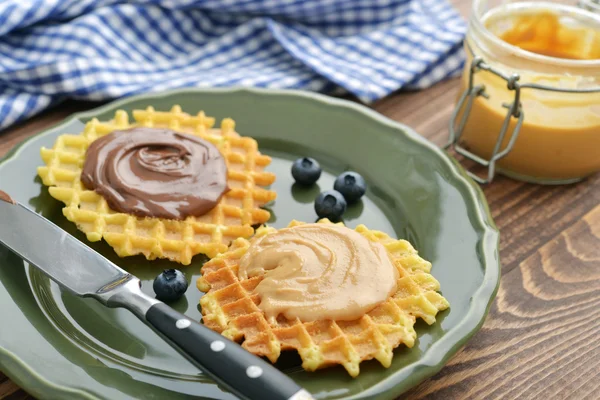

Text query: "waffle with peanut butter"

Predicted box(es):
[197, 219, 449, 377]
[37, 105, 276, 264]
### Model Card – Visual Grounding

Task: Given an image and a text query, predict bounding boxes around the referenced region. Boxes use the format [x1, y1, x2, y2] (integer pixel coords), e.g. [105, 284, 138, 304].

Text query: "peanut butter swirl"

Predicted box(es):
[238, 224, 399, 322]
[81, 127, 228, 220]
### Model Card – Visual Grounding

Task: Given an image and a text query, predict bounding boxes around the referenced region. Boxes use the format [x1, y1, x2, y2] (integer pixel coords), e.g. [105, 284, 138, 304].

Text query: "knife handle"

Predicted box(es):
[145, 303, 311, 400]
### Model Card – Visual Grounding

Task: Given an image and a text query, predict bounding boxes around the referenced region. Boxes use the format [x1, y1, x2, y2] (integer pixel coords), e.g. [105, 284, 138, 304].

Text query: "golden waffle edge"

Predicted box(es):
[37, 105, 276, 265]
[197, 219, 449, 377]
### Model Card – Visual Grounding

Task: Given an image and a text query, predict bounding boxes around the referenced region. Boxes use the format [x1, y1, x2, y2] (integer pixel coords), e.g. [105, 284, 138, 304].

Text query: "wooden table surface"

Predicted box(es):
[1, 1, 599, 399]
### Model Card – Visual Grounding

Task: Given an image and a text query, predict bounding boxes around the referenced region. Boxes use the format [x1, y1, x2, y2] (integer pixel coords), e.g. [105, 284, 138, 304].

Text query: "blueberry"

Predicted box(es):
[333, 171, 367, 203]
[314, 190, 347, 221]
[153, 269, 188, 302]
[291, 157, 322, 186]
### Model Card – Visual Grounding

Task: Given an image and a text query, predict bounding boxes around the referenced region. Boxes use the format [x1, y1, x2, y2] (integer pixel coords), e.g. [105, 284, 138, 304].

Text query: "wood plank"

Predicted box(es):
[0, 373, 21, 399]
[402, 206, 600, 399]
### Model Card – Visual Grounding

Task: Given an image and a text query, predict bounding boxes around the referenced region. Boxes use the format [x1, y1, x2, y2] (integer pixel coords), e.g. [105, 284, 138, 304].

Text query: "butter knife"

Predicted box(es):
[0, 198, 313, 400]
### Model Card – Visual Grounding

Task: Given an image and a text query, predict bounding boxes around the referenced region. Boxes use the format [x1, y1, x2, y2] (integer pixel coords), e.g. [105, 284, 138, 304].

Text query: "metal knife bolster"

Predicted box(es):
[92, 276, 159, 318]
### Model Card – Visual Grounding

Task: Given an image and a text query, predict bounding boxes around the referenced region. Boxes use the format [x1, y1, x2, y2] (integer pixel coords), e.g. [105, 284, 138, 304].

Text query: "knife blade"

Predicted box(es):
[0, 201, 131, 297]
[0, 199, 313, 400]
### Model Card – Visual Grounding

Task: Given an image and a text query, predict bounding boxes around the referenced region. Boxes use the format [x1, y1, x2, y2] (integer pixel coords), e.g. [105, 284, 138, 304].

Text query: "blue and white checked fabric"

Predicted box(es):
[0, 0, 466, 131]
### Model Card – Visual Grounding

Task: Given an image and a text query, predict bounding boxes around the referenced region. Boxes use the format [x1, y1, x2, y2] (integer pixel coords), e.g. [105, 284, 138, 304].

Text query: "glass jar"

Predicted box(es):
[579, 0, 600, 14]
[448, 0, 600, 184]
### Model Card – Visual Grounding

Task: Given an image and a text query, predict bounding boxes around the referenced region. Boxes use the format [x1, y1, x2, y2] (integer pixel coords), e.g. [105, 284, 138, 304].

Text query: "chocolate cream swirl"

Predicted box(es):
[81, 127, 229, 220]
[238, 224, 399, 322]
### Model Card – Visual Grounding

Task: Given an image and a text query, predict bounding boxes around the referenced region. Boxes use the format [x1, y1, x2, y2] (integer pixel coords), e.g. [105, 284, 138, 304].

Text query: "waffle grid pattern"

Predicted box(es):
[37, 105, 276, 264]
[197, 220, 449, 377]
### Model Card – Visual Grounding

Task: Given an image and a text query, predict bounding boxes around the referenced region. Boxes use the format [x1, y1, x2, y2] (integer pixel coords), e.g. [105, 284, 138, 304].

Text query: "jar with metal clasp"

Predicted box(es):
[447, 0, 600, 184]
[578, 0, 600, 14]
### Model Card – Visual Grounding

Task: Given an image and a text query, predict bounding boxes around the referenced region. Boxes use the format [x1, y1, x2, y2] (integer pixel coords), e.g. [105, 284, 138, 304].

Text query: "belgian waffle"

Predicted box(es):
[38, 105, 276, 264]
[197, 219, 449, 377]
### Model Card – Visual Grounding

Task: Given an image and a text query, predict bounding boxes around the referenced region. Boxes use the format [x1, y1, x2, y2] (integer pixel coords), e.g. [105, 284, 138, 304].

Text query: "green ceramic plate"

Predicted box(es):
[0, 88, 499, 400]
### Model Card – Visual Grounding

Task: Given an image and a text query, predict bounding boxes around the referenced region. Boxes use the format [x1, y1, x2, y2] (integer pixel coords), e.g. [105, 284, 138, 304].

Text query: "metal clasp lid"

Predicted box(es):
[446, 56, 524, 184]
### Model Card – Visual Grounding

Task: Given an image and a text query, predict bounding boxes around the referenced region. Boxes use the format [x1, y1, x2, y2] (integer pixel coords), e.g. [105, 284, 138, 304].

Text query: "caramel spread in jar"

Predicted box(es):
[238, 224, 398, 322]
[456, 5, 600, 182]
[498, 12, 600, 60]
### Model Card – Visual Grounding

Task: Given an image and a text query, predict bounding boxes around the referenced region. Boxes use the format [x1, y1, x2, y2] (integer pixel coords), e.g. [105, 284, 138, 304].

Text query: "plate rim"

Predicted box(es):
[0, 87, 500, 400]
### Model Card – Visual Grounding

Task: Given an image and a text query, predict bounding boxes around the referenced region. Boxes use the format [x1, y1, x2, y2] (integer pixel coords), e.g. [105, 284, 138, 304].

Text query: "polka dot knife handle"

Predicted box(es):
[145, 303, 312, 400]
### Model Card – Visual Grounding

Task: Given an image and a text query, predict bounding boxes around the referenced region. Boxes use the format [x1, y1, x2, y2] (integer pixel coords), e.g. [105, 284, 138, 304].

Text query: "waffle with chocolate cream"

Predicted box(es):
[37, 105, 276, 264]
[197, 219, 449, 377]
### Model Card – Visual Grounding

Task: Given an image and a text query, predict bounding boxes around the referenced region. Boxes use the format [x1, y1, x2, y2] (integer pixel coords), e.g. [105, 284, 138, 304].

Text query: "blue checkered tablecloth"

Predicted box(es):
[0, 0, 466, 131]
